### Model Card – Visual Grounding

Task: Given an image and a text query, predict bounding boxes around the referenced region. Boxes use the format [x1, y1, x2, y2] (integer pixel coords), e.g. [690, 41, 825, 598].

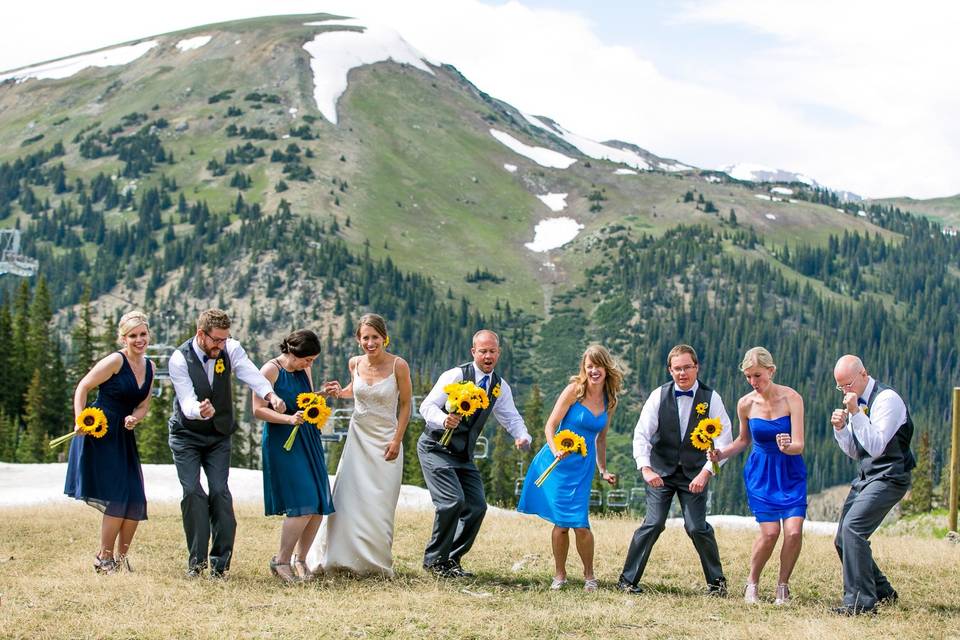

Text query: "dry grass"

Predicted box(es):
[1, 503, 958, 639]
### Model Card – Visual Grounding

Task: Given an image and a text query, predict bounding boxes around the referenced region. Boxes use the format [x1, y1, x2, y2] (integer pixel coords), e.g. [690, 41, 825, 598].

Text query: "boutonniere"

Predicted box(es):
[491, 382, 501, 398]
[695, 401, 708, 416]
[214, 358, 225, 375]
[861, 405, 869, 417]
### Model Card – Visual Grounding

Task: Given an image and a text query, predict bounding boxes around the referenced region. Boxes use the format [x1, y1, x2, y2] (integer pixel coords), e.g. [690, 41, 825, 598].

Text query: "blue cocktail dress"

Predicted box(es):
[743, 415, 807, 522]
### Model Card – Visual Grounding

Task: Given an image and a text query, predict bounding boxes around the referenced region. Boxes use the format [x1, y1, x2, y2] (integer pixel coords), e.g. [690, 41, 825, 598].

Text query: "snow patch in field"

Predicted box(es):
[175, 36, 212, 52]
[614, 168, 637, 175]
[705, 175, 722, 183]
[754, 194, 772, 201]
[524, 217, 584, 252]
[522, 113, 651, 170]
[536, 193, 568, 212]
[302, 19, 434, 124]
[765, 213, 777, 220]
[0, 41, 158, 83]
[771, 186, 794, 196]
[503, 163, 517, 173]
[857, 210, 867, 217]
[490, 129, 576, 169]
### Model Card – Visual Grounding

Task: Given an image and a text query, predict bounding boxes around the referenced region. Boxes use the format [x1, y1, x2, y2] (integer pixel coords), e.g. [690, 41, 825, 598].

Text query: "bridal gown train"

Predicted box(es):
[307, 362, 402, 576]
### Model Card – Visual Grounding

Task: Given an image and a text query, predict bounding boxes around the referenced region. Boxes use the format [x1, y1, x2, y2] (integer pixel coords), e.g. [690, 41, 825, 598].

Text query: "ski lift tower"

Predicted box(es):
[0, 230, 38, 277]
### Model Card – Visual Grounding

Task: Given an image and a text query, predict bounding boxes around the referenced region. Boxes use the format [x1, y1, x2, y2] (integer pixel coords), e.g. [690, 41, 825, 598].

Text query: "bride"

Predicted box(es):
[307, 313, 412, 576]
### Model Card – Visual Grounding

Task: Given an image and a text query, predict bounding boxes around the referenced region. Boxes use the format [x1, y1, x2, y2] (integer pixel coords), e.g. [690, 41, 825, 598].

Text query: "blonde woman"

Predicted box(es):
[65, 311, 154, 574]
[709, 347, 806, 605]
[518, 345, 621, 592]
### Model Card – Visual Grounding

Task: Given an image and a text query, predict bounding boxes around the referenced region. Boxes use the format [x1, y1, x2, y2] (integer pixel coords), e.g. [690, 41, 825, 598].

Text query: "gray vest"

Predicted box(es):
[853, 381, 915, 481]
[168, 339, 236, 436]
[430, 363, 500, 462]
[650, 381, 715, 481]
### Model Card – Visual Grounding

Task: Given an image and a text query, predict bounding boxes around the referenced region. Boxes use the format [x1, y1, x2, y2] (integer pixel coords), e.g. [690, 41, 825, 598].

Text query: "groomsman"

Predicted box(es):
[418, 329, 531, 577]
[830, 354, 915, 615]
[619, 344, 733, 595]
[168, 309, 286, 578]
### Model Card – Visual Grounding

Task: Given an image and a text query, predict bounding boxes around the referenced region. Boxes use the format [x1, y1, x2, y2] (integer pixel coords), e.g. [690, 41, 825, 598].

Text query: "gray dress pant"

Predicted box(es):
[417, 435, 487, 567]
[834, 474, 909, 610]
[169, 427, 236, 572]
[620, 468, 725, 587]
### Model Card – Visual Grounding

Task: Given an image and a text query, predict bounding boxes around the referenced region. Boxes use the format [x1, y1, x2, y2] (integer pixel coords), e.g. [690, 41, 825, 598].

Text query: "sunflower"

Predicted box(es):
[214, 358, 225, 374]
[695, 402, 708, 416]
[690, 429, 712, 451]
[491, 382, 501, 398]
[76, 407, 107, 434]
[89, 421, 109, 438]
[302, 397, 332, 427]
[555, 430, 579, 453]
[697, 417, 723, 440]
[297, 392, 320, 409]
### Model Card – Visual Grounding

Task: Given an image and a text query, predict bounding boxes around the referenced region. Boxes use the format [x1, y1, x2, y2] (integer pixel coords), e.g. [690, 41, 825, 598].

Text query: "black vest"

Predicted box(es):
[435, 363, 500, 461]
[853, 381, 916, 481]
[650, 381, 715, 481]
[168, 339, 236, 436]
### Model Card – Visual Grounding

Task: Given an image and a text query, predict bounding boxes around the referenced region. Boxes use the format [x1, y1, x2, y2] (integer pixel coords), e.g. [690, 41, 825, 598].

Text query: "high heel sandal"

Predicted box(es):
[116, 555, 134, 573]
[774, 583, 790, 605]
[269, 556, 298, 584]
[94, 553, 117, 575]
[743, 582, 759, 604]
[291, 554, 313, 581]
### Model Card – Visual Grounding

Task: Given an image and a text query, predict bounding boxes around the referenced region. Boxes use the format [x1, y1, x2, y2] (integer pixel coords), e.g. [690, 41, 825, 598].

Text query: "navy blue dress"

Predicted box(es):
[261, 366, 335, 517]
[517, 400, 607, 529]
[64, 352, 152, 520]
[743, 416, 807, 522]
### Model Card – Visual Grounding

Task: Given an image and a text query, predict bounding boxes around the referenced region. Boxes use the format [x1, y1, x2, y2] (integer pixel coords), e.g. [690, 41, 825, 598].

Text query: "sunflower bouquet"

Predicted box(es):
[438, 381, 489, 446]
[283, 392, 332, 451]
[534, 429, 588, 487]
[49, 407, 109, 448]
[690, 417, 724, 475]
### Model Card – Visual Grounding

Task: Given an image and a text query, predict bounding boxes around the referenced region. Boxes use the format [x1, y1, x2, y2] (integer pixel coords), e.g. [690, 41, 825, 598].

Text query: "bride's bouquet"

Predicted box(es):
[534, 429, 587, 487]
[49, 407, 108, 448]
[690, 417, 724, 475]
[284, 392, 332, 451]
[438, 381, 489, 446]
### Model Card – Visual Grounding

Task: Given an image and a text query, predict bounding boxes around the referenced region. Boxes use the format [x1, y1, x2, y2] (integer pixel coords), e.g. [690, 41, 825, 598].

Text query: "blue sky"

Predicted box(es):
[0, 0, 957, 199]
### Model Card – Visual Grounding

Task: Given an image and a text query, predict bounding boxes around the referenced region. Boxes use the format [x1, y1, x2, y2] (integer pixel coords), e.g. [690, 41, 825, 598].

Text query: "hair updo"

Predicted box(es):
[739, 346, 776, 372]
[280, 329, 322, 358]
[355, 313, 388, 340]
[117, 311, 149, 346]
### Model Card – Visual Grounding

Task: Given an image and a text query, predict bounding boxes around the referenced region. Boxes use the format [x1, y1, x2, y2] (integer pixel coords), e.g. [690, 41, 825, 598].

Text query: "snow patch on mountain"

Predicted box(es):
[503, 163, 518, 173]
[489, 129, 577, 169]
[175, 36, 212, 52]
[522, 113, 651, 171]
[302, 19, 434, 125]
[614, 168, 638, 175]
[0, 41, 158, 83]
[536, 193, 567, 212]
[524, 217, 584, 252]
[721, 162, 815, 186]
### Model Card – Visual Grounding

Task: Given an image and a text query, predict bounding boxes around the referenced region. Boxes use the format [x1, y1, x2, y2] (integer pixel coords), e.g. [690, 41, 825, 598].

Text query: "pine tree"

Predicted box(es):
[401, 419, 425, 487]
[902, 430, 933, 515]
[488, 427, 515, 506]
[71, 285, 99, 384]
[137, 386, 172, 464]
[16, 370, 49, 463]
[0, 410, 15, 461]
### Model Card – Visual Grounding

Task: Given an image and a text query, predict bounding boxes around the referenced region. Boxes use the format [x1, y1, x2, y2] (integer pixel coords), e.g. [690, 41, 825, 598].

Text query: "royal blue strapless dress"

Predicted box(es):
[64, 352, 152, 520]
[517, 400, 607, 529]
[743, 415, 807, 523]
[261, 367, 335, 517]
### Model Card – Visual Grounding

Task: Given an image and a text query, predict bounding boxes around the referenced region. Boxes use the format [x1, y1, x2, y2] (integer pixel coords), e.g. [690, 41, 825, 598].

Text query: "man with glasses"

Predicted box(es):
[619, 344, 733, 595]
[830, 354, 915, 615]
[168, 309, 286, 578]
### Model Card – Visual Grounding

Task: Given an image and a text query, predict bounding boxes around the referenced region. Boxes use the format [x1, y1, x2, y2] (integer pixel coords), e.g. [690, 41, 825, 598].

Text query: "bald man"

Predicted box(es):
[830, 355, 915, 615]
[417, 330, 531, 577]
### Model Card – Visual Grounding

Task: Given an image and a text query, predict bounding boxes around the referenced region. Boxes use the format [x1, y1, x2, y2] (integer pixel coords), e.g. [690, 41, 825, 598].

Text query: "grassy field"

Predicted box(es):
[1, 503, 957, 639]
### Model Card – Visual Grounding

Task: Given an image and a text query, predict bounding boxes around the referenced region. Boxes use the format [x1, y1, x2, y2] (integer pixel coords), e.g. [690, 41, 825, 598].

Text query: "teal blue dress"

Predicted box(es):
[261, 366, 334, 517]
[517, 399, 607, 528]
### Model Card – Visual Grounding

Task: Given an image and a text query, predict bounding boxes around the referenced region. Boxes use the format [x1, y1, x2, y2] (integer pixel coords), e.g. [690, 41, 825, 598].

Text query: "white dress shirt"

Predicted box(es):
[632, 381, 733, 475]
[168, 338, 274, 420]
[834, 377, 908, 459]
[419, 366, 531, 443]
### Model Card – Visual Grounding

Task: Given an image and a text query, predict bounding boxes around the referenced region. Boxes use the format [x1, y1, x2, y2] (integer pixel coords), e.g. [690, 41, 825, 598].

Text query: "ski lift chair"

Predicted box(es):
[606, 489, 629, 510]
[473, 435, 489, 460]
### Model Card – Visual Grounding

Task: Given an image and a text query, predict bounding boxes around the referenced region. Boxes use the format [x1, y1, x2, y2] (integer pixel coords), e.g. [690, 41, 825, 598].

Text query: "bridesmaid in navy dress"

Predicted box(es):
[254, 329, 335, 583]
[518, 345, 621, 592]
[710, 347, 806, 605]
[65, 311, 154, 574]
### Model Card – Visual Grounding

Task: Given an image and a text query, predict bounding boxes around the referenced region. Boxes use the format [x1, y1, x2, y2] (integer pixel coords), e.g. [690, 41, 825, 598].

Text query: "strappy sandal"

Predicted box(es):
[94, 553, 117, 575]
[269, 556, 298, 584]
[115, 555, 134, 573]
[550, 577, 567, 590]
[291, 553, 313, 581]
[584, 578, 599, 593]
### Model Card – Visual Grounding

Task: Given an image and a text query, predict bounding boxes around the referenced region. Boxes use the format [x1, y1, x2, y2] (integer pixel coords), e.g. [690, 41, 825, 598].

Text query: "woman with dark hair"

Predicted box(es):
[518, 344, 621, 592]
[254, 329, 335, 583]
[307, 313, 413, 576]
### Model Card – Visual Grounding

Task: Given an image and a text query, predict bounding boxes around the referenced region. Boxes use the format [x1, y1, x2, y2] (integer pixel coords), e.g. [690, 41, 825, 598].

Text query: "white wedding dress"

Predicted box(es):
[307, 362, 402, 576]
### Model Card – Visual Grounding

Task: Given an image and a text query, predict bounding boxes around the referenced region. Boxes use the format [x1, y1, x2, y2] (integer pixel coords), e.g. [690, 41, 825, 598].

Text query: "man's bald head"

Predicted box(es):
[834, 354, 869, 396]
[472, 329, 500, 347]
[471, 329, 501, 374]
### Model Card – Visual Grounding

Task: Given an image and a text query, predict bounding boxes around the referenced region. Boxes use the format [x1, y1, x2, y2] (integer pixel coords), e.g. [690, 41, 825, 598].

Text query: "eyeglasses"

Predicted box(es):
[202, 330, 229, 345]
[835, 371, 864, 392]
[670, 365, 698, 374]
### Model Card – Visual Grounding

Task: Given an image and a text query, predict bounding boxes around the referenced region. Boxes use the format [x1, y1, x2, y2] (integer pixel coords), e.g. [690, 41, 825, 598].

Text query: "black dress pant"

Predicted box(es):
[169, 427, 236, 572]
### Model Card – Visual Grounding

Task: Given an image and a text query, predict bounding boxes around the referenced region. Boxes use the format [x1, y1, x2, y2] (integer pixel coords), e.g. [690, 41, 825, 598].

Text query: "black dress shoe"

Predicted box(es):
[832, 605, 876, 616]
[616, 579, 644, 594]
[209, 566, 228, 580]
[448, 560, 474, 578]
[186, 565, 205, 578]
[877, 590, 899, 606]
[707, 578, 728, 597]
[424, 560, 456, 578]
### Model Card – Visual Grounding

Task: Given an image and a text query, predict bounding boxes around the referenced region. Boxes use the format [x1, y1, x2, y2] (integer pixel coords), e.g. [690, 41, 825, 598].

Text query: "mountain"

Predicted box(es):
[0, 14, 957, 514]
[719, 162, 862, 202]
[866, 194, 960, 229]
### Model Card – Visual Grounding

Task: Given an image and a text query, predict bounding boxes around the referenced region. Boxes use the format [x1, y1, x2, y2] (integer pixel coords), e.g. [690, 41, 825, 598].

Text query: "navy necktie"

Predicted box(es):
[674, 389, 693, 398]
[202, 354, 210, 363]
[478, 375, 490, 390]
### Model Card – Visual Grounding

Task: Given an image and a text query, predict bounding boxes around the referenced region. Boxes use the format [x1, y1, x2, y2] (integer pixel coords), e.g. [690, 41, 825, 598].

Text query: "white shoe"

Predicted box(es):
[550, 577, 567, 590]
[743, 582, 759, 604]
[584, 578, 599, 593]
[774, 583, 790, 605]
